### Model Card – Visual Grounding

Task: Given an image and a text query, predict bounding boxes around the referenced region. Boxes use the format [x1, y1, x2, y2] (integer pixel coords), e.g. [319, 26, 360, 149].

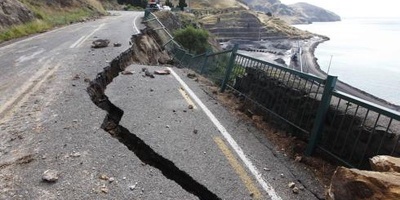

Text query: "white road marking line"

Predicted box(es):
[70, 36, 85, 48]
[73, 23, 105, 48]
[168, 67, 282, 200]
[16, 49, 45, 63]
[133, 15, 140, 34]
[0, 62, 60, 123]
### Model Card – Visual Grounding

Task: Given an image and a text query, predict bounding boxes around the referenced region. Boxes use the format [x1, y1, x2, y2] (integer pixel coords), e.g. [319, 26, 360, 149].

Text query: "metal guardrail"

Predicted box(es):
[143, 10, 400, 169]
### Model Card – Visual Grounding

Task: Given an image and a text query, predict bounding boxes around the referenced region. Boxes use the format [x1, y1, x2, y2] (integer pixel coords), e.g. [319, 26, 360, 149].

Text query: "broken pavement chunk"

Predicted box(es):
[121, 70, 134, 75]
[154, 69, 171, 75]
[92, 39, 110, 48]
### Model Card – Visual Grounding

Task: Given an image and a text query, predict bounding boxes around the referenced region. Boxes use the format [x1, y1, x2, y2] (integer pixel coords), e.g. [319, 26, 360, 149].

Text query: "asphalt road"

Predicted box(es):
[0, 11, 323, 199]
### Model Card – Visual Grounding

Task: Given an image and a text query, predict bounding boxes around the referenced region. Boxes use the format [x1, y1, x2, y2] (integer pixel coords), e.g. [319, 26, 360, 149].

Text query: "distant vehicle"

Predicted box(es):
[148, 0, 159, 5]
[148, 0, 160, 11]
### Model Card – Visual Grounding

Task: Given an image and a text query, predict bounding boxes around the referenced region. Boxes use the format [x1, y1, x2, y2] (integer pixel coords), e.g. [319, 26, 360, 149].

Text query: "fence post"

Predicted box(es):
[179, 51, 187, 64]
[144, 9, 150, 19]
[200, 51, 210, 74]
[220, 44, 239, 92]
[306, 75, 337, 156]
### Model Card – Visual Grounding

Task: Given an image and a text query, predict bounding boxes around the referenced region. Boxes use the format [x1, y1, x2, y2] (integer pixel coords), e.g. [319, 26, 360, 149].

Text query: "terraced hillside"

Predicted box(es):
[199, 10, 311, 41]
[164, 0, 312, 41]
[169, 0, 243, 9]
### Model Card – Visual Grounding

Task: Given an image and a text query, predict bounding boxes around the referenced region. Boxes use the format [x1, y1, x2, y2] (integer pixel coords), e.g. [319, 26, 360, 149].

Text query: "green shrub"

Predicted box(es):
[0, 20, 51, 42]
[165, 0, 173, 8]
[174, 26, 210, 54]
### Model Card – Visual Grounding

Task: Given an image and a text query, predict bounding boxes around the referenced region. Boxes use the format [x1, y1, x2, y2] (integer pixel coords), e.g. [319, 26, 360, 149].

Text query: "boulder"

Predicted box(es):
[327, 166, 400, 200]
[370, 155, 400, 173]
[92, 39, 110, 48]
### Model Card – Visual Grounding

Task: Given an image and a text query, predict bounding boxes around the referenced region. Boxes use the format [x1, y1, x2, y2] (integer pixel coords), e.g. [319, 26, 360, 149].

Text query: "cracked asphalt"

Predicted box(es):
[0, 11, 324, 199]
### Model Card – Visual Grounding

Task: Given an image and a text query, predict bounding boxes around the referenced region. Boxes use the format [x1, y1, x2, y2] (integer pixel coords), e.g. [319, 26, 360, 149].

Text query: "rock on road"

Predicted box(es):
[0, 11, 323, 199]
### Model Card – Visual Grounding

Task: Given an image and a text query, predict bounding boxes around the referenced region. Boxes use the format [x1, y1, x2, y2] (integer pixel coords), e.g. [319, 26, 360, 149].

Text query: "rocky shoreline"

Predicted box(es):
[303, 35, 400, 111]
[223, 36, 400, 112]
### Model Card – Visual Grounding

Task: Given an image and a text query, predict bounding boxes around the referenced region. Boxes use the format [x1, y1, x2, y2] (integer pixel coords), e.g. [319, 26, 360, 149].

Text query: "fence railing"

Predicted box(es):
[144, 11, 234, 84]
[143, 10, 400, 169]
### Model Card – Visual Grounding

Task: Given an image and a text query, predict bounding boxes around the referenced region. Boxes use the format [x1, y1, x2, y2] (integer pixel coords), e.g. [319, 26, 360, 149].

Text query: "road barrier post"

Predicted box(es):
[220, 44, 238, 92]
[200, 51, 210, 74]
[144, 9, 150, 19]
[306, 75, 337, 156]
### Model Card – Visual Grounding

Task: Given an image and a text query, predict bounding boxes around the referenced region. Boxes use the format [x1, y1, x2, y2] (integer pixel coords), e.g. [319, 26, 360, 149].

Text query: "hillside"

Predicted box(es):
[289, 2, 341, 23]
[169, 0, 313, 41]
[200, 10, 311, 41]
[239, 0, 341, 24]
[169, 0, 244, 9]
[0, 0, 319, 43]
[0, 0, 108, 42]
[163, 0, 321, 40]
[0, 0, 35, 31]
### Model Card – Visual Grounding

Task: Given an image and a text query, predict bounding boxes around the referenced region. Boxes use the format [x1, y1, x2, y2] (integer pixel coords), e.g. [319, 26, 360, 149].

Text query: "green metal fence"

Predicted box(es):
[143, 10, 400, 169]
[144, 11, 234, 84]
[318, 91, 400, 168]
[229, 53, 327, 137]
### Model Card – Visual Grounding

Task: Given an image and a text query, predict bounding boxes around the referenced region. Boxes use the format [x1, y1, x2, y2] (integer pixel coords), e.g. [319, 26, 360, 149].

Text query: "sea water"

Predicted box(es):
[294, 18, 400, 106]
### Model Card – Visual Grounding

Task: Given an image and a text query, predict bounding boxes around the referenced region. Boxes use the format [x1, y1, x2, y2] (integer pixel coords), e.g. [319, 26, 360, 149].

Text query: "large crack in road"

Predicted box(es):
[87, 30, 221, 200]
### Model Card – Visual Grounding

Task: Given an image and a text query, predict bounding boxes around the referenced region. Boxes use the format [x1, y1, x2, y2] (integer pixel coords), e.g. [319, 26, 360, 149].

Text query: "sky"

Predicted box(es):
[280, 0, 400, 18]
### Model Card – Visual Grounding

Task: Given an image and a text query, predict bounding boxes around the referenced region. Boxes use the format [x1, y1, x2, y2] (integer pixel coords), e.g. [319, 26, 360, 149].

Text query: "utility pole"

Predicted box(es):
[297, 41, 303, 72]
[327, 55, 333, 75]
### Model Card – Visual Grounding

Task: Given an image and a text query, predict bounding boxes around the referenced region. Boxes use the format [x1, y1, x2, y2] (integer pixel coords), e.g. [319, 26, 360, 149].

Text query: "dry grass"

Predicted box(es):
[86, 0, 106, 13]
[0, 0, 106, 42]
[256, 12, 312, 38]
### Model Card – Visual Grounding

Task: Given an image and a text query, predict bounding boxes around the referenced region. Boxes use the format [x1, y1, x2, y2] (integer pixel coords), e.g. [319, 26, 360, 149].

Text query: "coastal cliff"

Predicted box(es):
[288, 3, 341, 24]
[239, 0, 341, 24]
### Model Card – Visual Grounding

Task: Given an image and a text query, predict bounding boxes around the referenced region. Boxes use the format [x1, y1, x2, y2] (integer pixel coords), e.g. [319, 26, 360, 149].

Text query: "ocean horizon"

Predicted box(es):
[294, 17, 400, 106]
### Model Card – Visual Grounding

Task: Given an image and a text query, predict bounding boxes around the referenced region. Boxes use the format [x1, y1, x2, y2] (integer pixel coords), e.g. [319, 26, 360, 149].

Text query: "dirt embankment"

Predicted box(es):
[0, 0, 107, 39]
[0, 0, 35, 31]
